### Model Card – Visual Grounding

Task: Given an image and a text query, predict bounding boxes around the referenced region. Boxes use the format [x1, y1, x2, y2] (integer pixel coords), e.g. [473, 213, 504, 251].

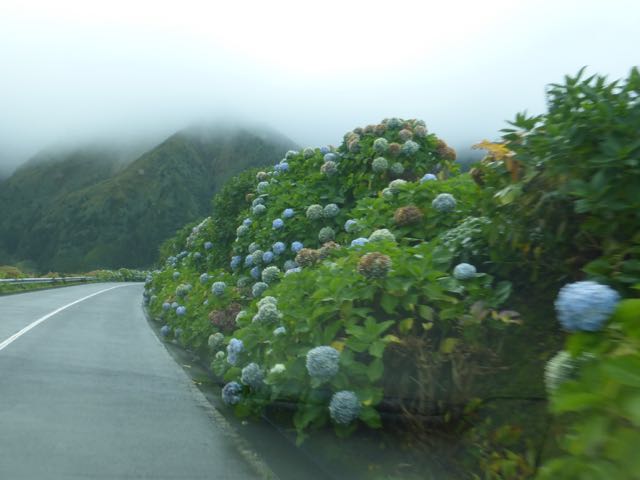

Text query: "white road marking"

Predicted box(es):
[0, 284, 133, 352]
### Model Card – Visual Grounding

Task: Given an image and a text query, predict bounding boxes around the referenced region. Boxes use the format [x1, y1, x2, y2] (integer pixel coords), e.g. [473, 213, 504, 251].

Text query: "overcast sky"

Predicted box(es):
[1, 0, 638, 172]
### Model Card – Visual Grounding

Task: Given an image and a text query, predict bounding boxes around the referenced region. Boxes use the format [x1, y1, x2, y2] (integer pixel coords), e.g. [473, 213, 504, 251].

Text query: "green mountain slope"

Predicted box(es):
[0, 125, 296, 272]
[0, 147, 127, 267]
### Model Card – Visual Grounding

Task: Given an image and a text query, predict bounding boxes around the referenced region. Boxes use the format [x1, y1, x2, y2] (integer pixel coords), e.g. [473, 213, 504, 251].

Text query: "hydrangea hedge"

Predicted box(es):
[143, 70, 640, 480]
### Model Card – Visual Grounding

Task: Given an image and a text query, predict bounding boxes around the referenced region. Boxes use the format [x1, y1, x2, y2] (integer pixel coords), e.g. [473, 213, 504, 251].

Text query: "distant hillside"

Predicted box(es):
[0, 125, 296, 272]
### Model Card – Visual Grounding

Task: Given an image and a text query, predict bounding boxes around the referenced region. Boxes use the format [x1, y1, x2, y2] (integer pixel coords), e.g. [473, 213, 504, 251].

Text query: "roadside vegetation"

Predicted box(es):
[144, 68, 640, 479]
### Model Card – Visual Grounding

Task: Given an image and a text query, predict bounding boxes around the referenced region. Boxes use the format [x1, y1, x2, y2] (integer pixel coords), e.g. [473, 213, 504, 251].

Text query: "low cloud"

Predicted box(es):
[1, 0, 638, 172]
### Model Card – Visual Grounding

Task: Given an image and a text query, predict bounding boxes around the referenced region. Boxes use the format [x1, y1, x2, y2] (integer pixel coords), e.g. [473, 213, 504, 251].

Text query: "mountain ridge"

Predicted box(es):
[0, 124, 297, 272]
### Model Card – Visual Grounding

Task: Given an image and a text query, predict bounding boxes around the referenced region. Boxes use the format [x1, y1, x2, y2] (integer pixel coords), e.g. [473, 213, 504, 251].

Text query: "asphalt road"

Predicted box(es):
[0, 283, 262, 480]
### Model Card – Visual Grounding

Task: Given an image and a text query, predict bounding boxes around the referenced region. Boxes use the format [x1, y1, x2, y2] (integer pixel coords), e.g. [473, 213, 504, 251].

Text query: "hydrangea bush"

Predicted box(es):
[143, 98, 640, 477]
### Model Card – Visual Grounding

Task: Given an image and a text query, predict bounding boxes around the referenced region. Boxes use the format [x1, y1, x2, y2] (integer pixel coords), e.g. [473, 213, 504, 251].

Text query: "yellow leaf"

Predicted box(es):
[472, 140, 513, 160]
[440, 337, 459, 354]
[383, 334, 401, 343]
[399, 318, 414, 334]
[331, 340, 345, 352]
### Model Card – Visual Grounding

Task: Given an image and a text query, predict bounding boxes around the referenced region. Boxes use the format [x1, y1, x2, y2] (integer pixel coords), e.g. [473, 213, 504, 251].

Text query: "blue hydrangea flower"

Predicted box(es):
[318, 226, 336, 243]
[212, 281, 226, 296]
[252, 282, 269, 297]
[257, 181, 270, 194]
[284, 267, 302, 275]
[350, 237, 369, 247]
[272, 218, 284, 230]
[204, 241, 213, 250]
[227, 338, 244, 365]
[324, 152, 338, 162]
[258, 296, 277, 308]
[323, 204, 340, 218]
[199, 273, 209, 284]
[252, 204, 267, 216]
[162, 302, 170, 311]
[171, 301, 178, 309]
[242, 218, 252, 227]
[401, 140, 420, 156]
[453, 263, 477, 280]
[251, 250, 264, 265]
[306, 204, 324, 220]
[306, 346, 340, 381]
[176, 306, 186, 316]
[236, 225, 249, 237]
[241, 363, 264, 389]
[244, 255, 254, 267]
[420, 173, 437, 183]
[291, 241, 303, 253]
[275, 161, 289, 173]
[272, 241, 286, 255]
[344, 219, 358, 233]
[386, 117, 403, 128]
[369, 229, 395, 243]
[250, 266, 262, 280]
[252, 197, 265, 207]
[555, 281, 620, 332]
[329, 391, 361, 425]
[285, 150, 298, 159]
[193, 252, 202, 260]
[389, 162, 405, 177]
[372, 157, 388, 173]
[388, 179, 407, 193]
[262, 266, 280, 284]
[282, 208, 295, 219]
[208, 332, 225, 351]
[160, 325, 171, 337]
[320, 146, 331, 155]
[222, 381, 242, 405]
[262, 251, 274, 264]
[252, 302, 281, 324]
[432, 193, 457, 212]
[172, 271, 180, 280]
[273, 326, 286, 336]
[230, 256, 242, 270]
[283, 260, 298, 271]
[373, 137, 389, 154]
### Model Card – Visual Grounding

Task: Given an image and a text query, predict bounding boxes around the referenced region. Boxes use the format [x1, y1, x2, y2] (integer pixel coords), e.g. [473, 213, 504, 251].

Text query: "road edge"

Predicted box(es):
[141, 302, 281, 480]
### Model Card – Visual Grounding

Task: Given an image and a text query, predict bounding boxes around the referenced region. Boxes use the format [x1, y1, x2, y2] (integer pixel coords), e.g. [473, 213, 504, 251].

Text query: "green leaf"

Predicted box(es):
[551, 391, 601, 413]
[368, 340, 386, 358]
[380, 292, 399, 314]
[612, 299, 640, 338]
[601, 356, 640, 388]
[418, 304, 434, 321]
[398, 318, 414, 334]
[359, 406, 382, 428]
[440, 337, 458, 354]
[366, 357, 384, 382]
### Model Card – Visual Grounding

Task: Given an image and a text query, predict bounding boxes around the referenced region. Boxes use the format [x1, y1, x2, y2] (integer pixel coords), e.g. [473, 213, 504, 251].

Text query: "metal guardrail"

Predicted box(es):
[0, 276, 95, 284]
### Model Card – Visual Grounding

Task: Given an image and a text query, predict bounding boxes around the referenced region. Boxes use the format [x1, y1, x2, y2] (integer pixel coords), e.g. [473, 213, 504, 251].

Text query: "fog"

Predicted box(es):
[1, 0, 639, 174]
